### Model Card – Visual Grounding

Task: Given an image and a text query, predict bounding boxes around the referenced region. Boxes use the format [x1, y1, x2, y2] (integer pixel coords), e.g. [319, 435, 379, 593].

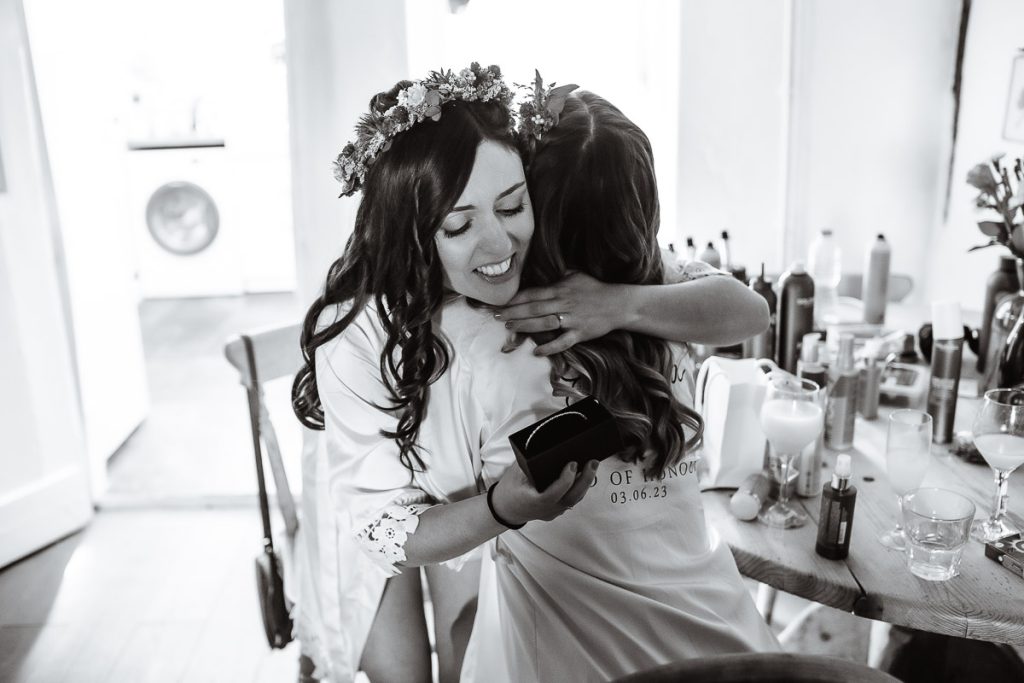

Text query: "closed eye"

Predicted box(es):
[498, 204, 526, 218]
[442, 220, 472, 238]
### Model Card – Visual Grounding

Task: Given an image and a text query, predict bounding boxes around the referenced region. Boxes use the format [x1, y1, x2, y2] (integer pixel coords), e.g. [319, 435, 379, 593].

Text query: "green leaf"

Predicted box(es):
[968, 241, 1001, 252]
[978, 220, 1006, 237]
[545, 83, 579, 117]
[967, 163, 999, 193]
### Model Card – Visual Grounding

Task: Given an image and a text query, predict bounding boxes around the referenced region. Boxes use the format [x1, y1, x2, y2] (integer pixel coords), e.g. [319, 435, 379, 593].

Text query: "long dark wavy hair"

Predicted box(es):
[291, 83, 519, 472]
[523, 91, 703, 477]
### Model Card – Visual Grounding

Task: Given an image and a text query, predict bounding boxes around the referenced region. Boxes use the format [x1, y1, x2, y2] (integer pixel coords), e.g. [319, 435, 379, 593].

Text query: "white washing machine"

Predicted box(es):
[126, 141, 245, 298]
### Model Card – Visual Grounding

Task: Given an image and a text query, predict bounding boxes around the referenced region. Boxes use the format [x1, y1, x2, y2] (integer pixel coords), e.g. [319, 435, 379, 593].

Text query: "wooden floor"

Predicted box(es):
[0, 508, 300, 683]
[105, 292, 303, 504]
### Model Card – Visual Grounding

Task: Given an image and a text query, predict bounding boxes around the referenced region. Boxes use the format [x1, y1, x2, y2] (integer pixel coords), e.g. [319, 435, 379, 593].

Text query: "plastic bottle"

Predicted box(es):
[742, 264, 776, 360]
[978, 254, 1020, 373]
[719, 230, 732, 271]
[699, 241, 722, 269]
[730, 473, 772, 521]
[926, 301, 964, 445]
[825, 333, 859, 451]
[796, 334, 827, 497]
[776, 261, 815, 373]
[808, 229, 842, 328]
[815, 454, 857, 560]
[685, 236, 697, 261]
[862, 234, 891, 324]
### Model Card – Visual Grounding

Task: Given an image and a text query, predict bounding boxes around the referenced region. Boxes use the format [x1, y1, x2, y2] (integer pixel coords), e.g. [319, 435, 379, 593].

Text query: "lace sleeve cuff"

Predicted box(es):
[354, 503, 432, 576]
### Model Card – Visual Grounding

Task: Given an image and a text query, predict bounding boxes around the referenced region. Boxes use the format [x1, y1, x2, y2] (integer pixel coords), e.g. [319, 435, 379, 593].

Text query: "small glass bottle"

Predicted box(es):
[815, 454, 857, 560]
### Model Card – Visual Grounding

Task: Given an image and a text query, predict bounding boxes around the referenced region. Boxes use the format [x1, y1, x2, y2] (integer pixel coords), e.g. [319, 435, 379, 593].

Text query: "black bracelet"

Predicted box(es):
[486, 482, 525, 530]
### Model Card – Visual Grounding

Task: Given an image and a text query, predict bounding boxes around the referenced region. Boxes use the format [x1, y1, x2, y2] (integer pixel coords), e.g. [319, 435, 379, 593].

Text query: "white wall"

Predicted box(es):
[25, 0, 149, 492]
[405, 0, 682, 246]
[283, 0, 409, 304]
[927, 0, 1024, 309]
[785, 0, 961, 303]
[676, 0, 791, 274]
[0, 0, 92, 567]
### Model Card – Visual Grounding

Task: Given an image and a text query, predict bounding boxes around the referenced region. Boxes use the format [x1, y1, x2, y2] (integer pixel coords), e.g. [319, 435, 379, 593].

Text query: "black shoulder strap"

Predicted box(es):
[242, 334, 275, 551]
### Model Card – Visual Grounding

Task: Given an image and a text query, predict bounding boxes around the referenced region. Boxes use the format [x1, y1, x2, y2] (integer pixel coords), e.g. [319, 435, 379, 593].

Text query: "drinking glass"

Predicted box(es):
[902, 487, 975, 581]
[878, 410, 932, 550]
[970, 388, 1024, 542]
[758, 373, 823, 529]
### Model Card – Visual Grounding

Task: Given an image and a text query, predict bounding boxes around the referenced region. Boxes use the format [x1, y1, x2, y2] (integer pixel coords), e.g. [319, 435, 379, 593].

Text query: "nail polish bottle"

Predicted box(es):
[815, 454, 857, 560]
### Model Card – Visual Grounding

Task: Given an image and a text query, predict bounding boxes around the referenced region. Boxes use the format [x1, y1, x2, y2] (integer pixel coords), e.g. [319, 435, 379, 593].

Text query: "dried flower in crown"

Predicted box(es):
[332, 63, 513, 197]
[967, 152, 1024, 259]
[516, 70, 579, 148]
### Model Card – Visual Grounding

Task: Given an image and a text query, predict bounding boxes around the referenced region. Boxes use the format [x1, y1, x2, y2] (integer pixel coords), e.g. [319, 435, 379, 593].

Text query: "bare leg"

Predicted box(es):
[425, 559, 481, 683]
[359, 569, 432, 683]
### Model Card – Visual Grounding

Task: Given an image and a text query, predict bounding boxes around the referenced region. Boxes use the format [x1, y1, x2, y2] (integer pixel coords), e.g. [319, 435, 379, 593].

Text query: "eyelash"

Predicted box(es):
[442, 204, 526, 238]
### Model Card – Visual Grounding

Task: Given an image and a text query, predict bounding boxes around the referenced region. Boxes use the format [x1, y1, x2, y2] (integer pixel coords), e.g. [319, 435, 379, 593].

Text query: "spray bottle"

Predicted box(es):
[926, 301, 964, 445]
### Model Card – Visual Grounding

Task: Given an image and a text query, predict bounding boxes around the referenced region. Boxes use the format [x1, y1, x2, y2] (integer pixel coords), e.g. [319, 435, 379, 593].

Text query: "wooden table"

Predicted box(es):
[703, 394, 1024, 645]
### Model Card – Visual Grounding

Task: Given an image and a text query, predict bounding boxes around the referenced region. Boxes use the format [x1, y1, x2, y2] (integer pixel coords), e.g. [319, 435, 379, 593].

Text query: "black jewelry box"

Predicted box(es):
[984, 533, 1024, 580]
[508, 396, 623, 492]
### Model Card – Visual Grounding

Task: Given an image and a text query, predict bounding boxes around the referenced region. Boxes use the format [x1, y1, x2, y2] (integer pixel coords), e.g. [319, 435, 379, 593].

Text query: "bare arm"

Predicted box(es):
[400, 459, 599, 567]
[497, 271, 770, 355]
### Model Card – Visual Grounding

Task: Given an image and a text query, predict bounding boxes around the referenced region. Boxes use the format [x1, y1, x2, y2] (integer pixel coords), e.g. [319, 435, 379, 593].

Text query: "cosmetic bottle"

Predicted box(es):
[730, 472, 772, 521]
[825, 333, 859, 451]
[815, 454, 857, 560]
[862, 234, 891, 324]
[742, 264, 777, 360]
[699, 241, 722, 269]
[926, 301, 964, 445]
[719, 230, 732, 271]
[978, 254, 1020, 373]
[808, 229, 841, 328]
[796, 334, 827, 497]
[685, 236, 697, 261]
[776, 261, 815, 373]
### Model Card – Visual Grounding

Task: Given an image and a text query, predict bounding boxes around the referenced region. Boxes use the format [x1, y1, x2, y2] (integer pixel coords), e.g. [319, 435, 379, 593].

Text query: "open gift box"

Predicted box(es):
[508, 396, 623, 492]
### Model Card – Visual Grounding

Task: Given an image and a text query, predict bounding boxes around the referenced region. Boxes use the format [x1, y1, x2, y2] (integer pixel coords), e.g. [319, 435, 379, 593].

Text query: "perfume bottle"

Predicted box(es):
[815, 454, 857, 560]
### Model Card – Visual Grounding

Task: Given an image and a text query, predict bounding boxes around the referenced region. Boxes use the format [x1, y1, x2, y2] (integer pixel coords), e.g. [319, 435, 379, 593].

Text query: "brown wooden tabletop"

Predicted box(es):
[703, 393, 1024, 645]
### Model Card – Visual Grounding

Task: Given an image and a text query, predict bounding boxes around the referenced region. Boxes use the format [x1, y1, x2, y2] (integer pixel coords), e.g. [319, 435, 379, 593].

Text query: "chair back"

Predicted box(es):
[612, 653, 900, 683]
[224, 323, 303, 536]
[836, 272, 913, 302]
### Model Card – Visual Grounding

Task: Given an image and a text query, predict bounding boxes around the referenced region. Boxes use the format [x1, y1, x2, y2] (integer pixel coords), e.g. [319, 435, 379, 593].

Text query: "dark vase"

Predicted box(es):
[996, 258, 1024, 389]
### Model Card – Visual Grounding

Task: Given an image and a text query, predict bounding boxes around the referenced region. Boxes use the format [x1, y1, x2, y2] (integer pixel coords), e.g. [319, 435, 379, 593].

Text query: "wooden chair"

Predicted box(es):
[224, 324, 305, 651]
[612, 653, 900, 683]
[765, 273, 913, 302]
[836, 273, 913, 302]
[223, 323, 304, 540]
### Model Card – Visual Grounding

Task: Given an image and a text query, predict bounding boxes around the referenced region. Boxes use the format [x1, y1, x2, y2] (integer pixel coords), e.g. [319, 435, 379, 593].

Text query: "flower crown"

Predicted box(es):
[516, 70, 579, 147]
[333, 63, 514, 197]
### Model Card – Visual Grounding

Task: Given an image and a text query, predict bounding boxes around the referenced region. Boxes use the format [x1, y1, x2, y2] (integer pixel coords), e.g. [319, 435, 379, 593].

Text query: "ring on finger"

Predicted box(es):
[556, 313, 565, 329]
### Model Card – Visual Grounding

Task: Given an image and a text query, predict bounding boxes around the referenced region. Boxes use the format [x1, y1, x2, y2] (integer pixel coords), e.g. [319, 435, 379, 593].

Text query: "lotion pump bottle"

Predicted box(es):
[815, 454, 857, 560]
[699, 241, 722, 269]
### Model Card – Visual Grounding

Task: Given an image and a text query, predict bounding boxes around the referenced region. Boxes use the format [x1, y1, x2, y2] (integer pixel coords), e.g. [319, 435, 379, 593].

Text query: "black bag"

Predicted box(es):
[243, 335, 294, 649]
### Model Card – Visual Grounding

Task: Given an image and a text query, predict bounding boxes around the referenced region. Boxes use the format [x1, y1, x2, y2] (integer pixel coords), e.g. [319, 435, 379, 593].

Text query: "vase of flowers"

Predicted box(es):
[968, 153, 1024, 389]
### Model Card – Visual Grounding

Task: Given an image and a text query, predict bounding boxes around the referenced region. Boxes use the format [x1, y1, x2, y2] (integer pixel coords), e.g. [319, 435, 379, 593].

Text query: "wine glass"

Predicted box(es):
[971, 388, 1024, 542]
[758, 372, 823, 529]
[878, 410, 932, 550]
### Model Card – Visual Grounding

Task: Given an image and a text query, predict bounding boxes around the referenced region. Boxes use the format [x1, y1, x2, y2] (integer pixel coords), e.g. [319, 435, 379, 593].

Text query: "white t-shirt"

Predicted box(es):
[443, 293, 780, 682]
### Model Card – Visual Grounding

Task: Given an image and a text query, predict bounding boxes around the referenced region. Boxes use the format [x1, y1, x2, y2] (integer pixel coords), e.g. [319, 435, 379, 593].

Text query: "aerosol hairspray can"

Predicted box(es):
[926, 301, 964, 445]
[776, 261, 815, 373]
[862, 234, 891, 324]
[742, 263, 776, 360]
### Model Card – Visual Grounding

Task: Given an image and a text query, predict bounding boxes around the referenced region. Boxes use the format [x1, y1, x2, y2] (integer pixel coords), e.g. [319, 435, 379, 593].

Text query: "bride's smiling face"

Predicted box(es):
[434, 141, 533, 306]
